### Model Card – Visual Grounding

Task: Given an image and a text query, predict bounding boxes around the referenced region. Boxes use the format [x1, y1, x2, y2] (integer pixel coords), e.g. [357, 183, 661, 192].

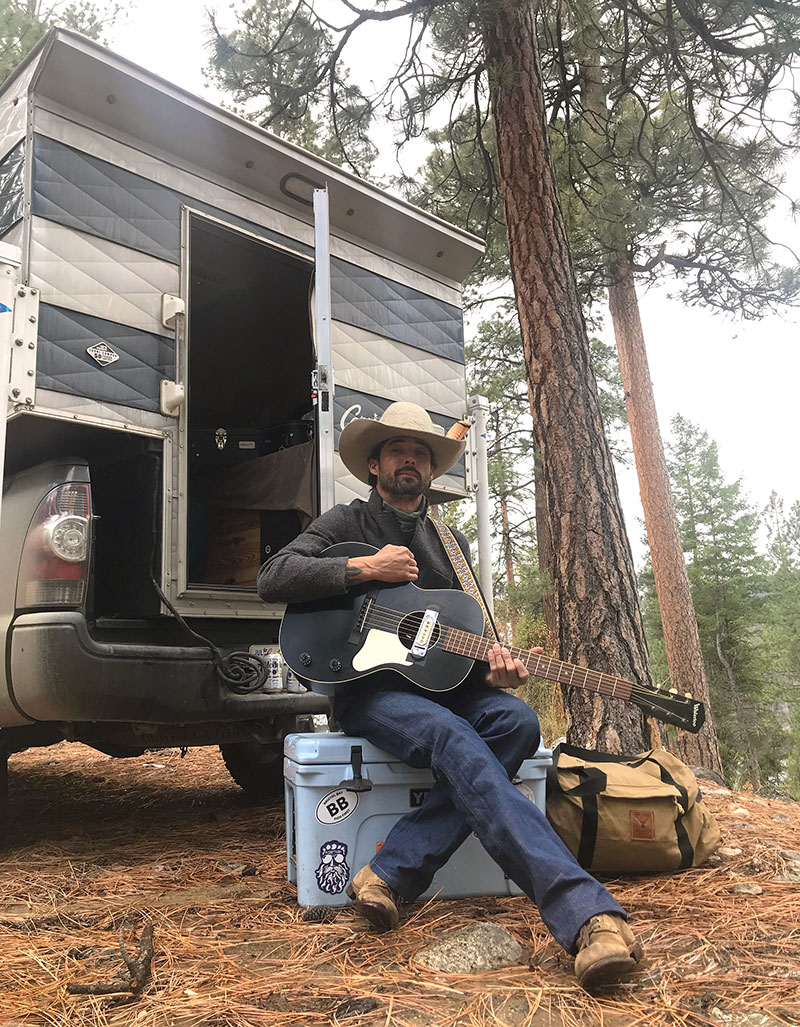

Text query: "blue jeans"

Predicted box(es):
[336, 681, 626, 952]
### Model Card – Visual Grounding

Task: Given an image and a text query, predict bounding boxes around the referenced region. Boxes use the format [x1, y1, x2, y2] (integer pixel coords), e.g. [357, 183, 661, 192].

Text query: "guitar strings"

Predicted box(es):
[357, 601, 698, 713]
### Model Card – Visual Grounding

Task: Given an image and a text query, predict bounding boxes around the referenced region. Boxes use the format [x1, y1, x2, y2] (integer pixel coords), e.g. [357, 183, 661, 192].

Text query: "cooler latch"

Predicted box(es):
[340, 744, 373, 793]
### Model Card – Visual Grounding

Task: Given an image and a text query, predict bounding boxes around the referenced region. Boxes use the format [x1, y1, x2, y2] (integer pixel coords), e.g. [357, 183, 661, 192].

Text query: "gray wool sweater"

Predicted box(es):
[257, 488, 475, 605]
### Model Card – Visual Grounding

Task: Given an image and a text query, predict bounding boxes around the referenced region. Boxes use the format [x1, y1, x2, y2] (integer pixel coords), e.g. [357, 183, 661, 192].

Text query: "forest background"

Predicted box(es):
[2, 0, 799, 796]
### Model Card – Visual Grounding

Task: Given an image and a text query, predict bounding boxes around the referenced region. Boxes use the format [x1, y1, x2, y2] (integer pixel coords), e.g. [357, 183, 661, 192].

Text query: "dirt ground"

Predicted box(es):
[0, 742, 798, 1027]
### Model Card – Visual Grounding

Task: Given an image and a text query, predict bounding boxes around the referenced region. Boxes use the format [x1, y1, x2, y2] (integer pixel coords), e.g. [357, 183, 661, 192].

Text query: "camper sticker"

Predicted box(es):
[0, 303, 11, 313]
[315, 787, 359, 825]
[86, 342, 120, 367]
[315, 840, 350, 895]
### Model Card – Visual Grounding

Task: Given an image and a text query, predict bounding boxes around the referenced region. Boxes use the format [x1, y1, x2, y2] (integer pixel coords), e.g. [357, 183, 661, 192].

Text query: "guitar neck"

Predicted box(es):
[442, 628, 634, 702]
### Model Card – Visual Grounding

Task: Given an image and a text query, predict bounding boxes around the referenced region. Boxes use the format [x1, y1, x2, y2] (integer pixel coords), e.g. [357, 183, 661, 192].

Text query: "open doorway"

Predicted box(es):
[186, 215, 317, 590]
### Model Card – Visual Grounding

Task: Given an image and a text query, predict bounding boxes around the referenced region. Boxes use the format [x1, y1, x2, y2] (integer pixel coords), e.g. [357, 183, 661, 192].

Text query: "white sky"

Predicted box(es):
[107, 2, 800, 567]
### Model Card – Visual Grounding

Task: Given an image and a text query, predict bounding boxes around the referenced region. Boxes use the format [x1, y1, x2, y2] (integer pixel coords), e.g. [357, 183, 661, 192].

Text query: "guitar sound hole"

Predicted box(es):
[397, 612, 441, 651]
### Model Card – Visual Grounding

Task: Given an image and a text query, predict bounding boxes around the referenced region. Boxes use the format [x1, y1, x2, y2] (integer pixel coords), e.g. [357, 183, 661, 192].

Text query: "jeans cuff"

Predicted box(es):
[369, 858, 421, 903]
[565, 905, 628, 954]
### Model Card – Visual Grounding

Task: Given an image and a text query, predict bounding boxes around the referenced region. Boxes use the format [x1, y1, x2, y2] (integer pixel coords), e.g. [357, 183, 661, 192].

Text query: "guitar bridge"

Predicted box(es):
[348, 591, 377, 646]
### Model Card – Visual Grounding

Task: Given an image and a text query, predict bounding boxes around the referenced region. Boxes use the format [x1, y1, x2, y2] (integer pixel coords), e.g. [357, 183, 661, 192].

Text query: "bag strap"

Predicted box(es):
[555, 741, 654, 769]
[429, 515, 498, 640]
[547, 745, 608, 869]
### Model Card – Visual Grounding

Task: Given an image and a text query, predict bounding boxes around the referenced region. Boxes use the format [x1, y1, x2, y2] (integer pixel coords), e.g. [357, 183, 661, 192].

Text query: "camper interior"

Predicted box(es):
[186, 216, 318, 591]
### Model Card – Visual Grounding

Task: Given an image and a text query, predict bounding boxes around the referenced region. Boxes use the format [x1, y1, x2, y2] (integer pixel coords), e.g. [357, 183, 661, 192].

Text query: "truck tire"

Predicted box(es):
[219, 741, 285, 800]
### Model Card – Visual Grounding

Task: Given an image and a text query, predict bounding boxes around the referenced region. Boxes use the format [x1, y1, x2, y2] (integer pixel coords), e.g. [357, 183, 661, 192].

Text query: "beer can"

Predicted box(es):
[265, 650, 283, 692]
[285, 667, 307, 693]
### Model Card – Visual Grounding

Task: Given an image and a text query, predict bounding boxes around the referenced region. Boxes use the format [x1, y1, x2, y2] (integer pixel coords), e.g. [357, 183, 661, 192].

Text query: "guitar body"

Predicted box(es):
[279, 542, 486, 691]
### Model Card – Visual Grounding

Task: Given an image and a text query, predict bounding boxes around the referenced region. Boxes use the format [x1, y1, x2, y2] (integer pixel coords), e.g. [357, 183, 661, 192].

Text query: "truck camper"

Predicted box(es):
[0, 30, 482, 806]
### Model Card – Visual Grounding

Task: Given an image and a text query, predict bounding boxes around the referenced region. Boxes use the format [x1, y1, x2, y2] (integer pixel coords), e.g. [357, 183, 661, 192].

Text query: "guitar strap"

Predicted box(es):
[429, 515, 499, 641]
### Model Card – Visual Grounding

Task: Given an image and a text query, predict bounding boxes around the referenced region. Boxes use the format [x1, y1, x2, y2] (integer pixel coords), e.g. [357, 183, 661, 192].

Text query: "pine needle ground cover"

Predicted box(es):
[0, 743, 797, 1027]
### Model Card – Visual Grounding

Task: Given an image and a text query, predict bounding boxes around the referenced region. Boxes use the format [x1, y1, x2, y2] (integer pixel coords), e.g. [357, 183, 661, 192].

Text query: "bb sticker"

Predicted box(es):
[316, 787, 359, 825]
[315, 840, 350, 894]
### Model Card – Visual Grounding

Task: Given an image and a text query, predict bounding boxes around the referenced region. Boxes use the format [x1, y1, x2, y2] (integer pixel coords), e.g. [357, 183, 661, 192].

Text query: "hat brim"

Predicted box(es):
[339, 418, 466, 486]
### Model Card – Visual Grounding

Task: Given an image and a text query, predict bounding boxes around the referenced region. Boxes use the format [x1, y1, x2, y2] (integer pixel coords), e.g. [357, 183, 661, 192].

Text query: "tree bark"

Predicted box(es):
[608, 265, 723, 774]
[481, 2, 652, 753]
[574, 9, 723, 774]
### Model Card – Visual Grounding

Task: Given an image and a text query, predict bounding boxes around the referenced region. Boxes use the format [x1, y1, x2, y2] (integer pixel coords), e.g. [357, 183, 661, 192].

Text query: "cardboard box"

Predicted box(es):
[203, 509, 262, 587]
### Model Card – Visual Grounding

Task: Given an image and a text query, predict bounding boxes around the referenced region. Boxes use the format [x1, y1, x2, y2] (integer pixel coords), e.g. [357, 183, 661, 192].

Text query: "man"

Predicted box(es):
[258, 401, 643, 990]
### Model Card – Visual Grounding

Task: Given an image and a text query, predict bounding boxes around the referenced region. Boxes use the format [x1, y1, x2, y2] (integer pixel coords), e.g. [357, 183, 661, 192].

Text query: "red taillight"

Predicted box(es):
[16, 483, 91, 608]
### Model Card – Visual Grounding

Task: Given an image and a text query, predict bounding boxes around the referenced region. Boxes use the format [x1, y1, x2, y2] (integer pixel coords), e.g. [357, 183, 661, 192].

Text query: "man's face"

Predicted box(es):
[369, 437, 436, 501]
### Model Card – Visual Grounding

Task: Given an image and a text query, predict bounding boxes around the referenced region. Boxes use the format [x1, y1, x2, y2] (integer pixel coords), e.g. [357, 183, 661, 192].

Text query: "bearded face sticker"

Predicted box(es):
[315, 840, 350, 895]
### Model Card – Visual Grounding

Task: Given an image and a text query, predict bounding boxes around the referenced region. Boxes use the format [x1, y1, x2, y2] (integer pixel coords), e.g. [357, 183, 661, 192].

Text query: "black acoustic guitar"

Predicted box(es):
[279, 543, 705, 733]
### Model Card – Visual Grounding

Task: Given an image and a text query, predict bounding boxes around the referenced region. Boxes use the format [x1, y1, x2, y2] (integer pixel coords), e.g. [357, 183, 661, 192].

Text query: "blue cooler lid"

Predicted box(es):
[284, 732, 402, 764]
[285, 732, 552, 765]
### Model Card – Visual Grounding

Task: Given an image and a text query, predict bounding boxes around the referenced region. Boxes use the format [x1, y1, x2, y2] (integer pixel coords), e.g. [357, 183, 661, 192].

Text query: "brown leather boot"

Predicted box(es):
[346, 865, 399, 932]
[574, 914, 644, 991]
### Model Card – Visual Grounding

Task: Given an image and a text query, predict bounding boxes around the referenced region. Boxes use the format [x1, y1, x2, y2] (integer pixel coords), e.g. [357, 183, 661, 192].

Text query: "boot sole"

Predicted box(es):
[345, 885, 398, 933]
[577, 952, 637, 991]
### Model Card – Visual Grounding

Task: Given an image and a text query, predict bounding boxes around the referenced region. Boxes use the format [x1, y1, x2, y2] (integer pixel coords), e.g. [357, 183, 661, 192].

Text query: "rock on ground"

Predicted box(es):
[413, 922, 528, 974]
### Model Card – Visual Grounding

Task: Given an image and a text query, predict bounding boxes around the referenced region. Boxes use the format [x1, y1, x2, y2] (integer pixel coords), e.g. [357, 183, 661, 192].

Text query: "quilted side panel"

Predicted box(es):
[0, 220, 23, 249]
[31, 133, 308, 265]
[37, 304, 175, 412]
[330, 259, 464, 362]
[29, 218, 178, 336]
[0, 61, 35, 163]
[331, 321, 466, 418]
[0, 140, 25, 236]
[32, 134, 182, 263]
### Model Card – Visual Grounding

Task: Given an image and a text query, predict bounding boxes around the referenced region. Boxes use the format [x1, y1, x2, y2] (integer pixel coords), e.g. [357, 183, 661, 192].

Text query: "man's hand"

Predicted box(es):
[485, 644, 544, 689]
[346, 544, 419, 586]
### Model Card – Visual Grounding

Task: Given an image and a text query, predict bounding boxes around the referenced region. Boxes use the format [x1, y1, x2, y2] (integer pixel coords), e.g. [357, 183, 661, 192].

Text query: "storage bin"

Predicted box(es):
[283, 732, 552, 906]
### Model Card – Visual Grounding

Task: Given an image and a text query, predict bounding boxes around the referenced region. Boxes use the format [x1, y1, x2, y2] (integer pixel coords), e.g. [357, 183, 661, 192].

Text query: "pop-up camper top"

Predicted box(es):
[0, 29, 483, 788]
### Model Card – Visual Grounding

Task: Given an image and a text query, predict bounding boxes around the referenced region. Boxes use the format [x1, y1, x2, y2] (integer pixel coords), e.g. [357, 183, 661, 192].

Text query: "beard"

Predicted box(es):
[315, 860, 349, 895]
[377, 466, 432, 501]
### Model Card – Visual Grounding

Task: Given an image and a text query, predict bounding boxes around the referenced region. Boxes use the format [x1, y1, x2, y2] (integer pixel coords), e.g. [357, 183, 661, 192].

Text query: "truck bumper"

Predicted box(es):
[8, 611, 329, 724]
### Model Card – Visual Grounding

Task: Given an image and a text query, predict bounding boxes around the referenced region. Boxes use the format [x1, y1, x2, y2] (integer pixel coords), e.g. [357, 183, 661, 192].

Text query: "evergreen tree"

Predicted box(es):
[654, 416, 788, 790]
[411, 0, 800, 775]
[760, 492, 800, 795]
[0, 0, 116, 83]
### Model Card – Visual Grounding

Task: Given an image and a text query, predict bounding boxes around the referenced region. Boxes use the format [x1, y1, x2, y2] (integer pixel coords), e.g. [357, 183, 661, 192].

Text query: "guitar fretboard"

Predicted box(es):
[442, 628, 634, 701]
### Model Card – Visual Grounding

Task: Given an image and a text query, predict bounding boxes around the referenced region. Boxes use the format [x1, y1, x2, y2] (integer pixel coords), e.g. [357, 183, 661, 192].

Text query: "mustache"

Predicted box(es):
[395, 468, 421, 479]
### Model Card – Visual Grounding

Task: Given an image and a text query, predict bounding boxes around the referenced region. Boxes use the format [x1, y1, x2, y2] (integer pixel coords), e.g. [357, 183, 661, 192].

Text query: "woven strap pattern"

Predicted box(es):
[429, 516, 498, 640]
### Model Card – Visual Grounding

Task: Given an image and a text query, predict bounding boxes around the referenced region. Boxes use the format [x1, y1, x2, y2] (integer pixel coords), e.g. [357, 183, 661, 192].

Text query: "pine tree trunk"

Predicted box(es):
[481, 2, 651, 753]
[573, 8, 723, 774]
[607, 265, 723, 774]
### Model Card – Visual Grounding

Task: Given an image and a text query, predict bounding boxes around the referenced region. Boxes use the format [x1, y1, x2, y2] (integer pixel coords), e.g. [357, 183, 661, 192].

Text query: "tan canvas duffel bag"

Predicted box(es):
[545, 743, 721, 873]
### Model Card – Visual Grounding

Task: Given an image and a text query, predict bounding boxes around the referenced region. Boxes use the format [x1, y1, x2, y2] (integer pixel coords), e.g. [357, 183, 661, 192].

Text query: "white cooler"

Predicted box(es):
[283, 732, 552, 906]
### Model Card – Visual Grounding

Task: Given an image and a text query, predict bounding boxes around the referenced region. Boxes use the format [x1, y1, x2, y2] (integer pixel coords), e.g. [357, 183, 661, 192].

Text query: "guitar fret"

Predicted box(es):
[436, 610, 689, 727]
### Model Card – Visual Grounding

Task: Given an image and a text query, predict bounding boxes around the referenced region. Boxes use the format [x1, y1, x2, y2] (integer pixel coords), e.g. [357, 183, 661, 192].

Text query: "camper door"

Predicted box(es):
[176, 209, 323, 605]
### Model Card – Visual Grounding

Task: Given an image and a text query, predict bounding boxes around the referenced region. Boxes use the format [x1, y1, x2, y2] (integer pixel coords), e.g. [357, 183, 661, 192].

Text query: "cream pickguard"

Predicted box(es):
[351, 628, 414, 673]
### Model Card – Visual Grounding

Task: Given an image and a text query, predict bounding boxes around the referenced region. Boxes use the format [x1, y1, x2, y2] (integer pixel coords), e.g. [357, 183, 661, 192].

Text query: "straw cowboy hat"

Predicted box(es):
[339, 401, 466, 485]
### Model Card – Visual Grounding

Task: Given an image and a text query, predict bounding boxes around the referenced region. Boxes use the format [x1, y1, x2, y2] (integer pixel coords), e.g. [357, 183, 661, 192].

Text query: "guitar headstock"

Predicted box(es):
[631, 685, 706, 733]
